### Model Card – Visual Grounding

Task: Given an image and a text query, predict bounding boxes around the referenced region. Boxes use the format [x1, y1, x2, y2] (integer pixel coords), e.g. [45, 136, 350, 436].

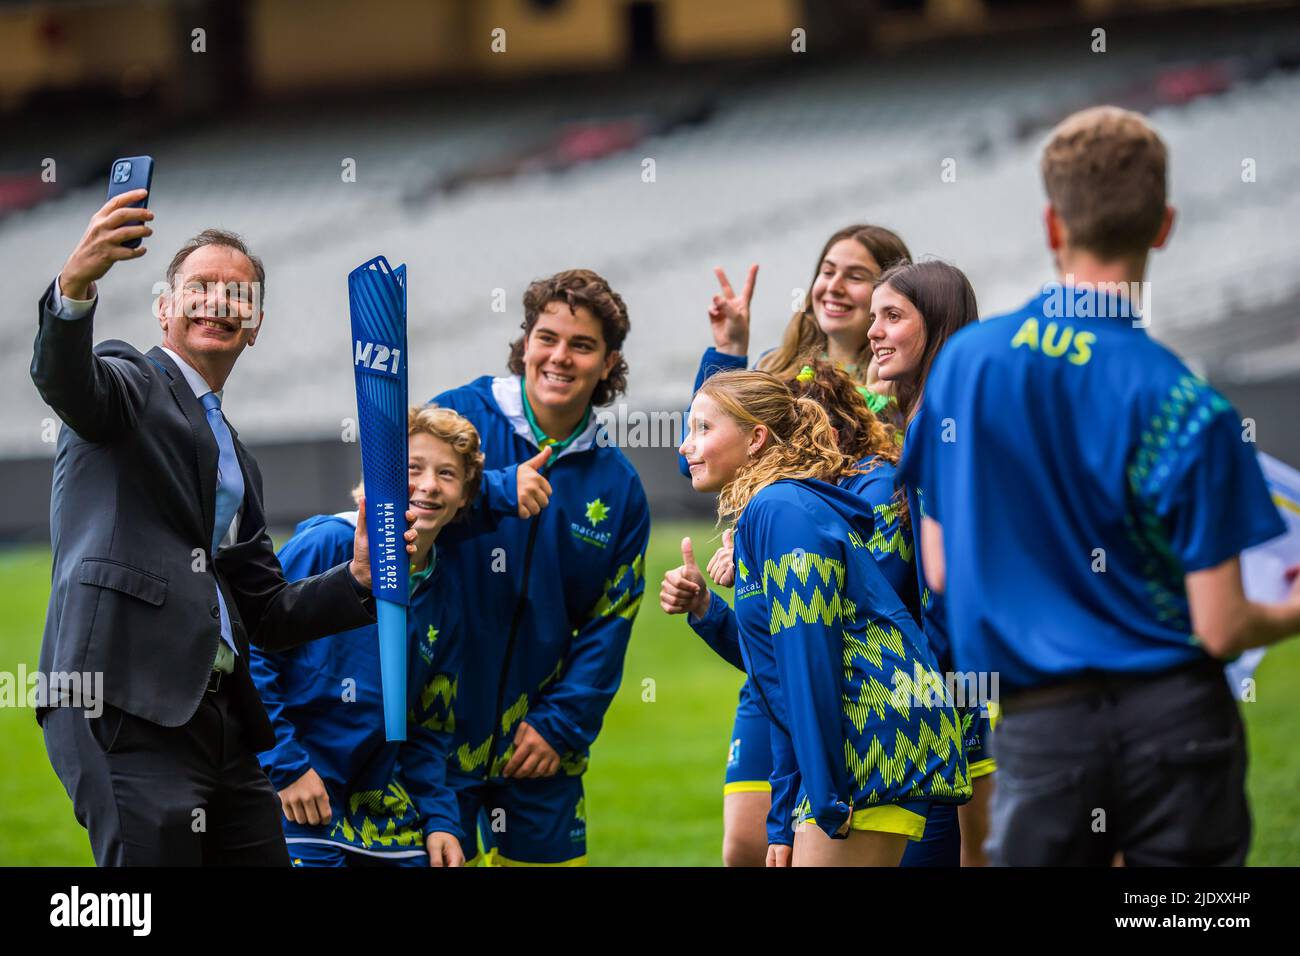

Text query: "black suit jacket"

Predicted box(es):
[30, 281, 375, 752]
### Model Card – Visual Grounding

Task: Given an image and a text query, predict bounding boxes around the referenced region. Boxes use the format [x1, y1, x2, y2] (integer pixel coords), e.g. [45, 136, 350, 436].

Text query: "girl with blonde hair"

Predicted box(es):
[663, 370, 968, 866]
[667, 361, 917, 866]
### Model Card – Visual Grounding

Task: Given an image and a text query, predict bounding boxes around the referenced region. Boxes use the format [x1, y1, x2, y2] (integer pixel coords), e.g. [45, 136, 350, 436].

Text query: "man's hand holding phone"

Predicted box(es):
[59, 189, 153, 300]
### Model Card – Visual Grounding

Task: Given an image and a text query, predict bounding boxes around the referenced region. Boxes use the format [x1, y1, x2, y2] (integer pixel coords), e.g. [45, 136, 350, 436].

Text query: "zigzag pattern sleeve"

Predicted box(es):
[748, 493, 853, 839]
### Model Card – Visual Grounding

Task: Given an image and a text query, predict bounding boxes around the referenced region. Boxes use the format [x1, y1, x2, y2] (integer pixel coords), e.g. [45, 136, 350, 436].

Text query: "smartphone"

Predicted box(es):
[106, 156, 153, 249]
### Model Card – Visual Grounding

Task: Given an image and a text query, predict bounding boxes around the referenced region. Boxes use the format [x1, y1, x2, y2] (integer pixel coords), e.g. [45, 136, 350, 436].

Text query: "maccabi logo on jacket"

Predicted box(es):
[418, 626, 439, 665]
[571, 497, 613, 549]
[735, 557, 761, 601]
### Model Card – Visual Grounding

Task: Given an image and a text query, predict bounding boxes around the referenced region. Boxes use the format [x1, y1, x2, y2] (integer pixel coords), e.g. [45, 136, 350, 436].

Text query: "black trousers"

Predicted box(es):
[42, 677, 291, 867]
[988, 658, 1250, 866]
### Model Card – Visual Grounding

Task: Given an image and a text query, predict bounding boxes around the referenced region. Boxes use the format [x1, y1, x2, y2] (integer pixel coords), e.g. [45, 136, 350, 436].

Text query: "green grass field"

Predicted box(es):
[2, 524, 1297, 866]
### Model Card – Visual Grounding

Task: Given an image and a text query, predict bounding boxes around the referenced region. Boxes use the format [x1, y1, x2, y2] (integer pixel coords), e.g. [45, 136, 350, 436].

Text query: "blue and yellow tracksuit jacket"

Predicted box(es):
[689, 457, 920, 708]
[430, 375, 650, 783]
[250, 513, 462, 859]
[731, 478, 970, 846]
[681, 348, 921, 679]
[907, 472, 996, 777]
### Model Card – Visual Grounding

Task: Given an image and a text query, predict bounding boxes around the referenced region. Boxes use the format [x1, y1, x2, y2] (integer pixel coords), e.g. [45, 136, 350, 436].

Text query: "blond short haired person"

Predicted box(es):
[899, 107, 1300, 866]
[250, 407, 484, 867]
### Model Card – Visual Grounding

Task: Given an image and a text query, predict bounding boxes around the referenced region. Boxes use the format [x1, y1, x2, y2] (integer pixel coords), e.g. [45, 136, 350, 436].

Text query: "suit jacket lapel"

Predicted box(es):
[147, 346, 218, 545]
[224, 421, 265, 544]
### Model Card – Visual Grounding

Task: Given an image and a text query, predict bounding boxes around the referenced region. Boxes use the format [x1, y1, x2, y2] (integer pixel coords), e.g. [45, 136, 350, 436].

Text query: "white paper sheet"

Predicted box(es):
[1225, 452, 1300, 693]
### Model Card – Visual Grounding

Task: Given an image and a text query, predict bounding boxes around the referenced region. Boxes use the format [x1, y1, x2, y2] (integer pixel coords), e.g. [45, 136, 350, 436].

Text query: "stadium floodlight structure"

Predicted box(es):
[348, 255, 410, 742]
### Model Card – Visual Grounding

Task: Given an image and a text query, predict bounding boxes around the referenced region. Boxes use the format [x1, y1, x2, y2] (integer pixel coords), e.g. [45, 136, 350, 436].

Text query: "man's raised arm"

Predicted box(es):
[30, 190, 154, 442]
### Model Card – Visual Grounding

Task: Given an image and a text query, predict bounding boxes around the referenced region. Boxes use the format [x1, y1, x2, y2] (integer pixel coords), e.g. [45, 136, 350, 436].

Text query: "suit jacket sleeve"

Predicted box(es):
[219, 463, 375, 653]
[248, 525, 350, 790]
[30, 282, 148, 442]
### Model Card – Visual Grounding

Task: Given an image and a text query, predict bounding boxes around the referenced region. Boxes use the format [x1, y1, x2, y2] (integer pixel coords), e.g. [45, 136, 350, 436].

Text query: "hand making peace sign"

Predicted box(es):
[708, 263, 758, 358]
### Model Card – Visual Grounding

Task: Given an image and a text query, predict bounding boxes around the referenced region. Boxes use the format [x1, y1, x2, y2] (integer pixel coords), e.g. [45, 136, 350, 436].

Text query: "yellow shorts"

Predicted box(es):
[801, 802, 929, 841]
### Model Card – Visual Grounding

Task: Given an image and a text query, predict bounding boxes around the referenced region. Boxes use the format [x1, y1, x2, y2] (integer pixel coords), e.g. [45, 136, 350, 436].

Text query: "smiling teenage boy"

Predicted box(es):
[900, 106, 1300, 866]
[250, 407, 484, 867]
[430, 269, 650, 866]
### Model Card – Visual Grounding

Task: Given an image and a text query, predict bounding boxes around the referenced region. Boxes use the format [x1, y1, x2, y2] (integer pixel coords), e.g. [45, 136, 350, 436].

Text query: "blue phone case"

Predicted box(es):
[106, 156, 153, 249]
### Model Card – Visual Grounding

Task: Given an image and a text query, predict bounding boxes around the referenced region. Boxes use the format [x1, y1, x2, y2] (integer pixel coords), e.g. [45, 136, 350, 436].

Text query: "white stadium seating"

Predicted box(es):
[3, 34, 1297, 455]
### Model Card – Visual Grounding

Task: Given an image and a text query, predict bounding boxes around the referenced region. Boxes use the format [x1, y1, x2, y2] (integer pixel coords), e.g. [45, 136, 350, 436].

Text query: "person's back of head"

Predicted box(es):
[786, 358, 899, 465]
[1041, 106, 1174, 280]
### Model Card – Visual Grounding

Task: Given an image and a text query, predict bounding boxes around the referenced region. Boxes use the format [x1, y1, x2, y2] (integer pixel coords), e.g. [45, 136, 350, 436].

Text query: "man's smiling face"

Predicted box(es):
[158, 244, 263, 367]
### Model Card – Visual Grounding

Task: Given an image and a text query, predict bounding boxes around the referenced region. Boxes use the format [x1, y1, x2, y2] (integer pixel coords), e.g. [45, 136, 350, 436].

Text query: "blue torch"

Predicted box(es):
[348, 255, 409, 742]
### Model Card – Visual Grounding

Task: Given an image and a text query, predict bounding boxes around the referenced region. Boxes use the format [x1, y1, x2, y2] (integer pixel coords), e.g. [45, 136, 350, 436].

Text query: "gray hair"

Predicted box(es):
[166, 228, 266, 303]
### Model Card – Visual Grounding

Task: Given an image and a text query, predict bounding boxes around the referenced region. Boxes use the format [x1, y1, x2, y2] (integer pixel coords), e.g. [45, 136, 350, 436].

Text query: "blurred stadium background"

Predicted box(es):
[1, 0, 1297, 865]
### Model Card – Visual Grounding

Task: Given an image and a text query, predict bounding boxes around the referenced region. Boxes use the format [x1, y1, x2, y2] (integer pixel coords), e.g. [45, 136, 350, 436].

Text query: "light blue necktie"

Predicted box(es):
[201, 391, 244, 656]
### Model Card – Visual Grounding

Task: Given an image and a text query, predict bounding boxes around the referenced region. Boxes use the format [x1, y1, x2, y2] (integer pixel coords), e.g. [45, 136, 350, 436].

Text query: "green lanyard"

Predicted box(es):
[521, 377, 591, 462]
[409, 545, 436, 595]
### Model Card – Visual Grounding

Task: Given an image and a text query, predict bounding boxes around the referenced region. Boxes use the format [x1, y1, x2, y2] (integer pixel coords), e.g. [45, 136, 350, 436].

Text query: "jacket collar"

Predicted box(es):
[148, 346, 253, 543]
[148, 346, 217, 540]
[489, 375, 601, 460]
[159, 345, 224, 403]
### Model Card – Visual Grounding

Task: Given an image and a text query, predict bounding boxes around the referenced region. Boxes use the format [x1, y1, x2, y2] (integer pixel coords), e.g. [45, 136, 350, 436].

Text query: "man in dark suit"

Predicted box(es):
[31, 188, 418, 866]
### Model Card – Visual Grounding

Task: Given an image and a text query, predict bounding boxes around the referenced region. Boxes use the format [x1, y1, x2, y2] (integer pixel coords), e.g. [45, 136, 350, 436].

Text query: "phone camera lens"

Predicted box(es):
[113, 161, 132, 183]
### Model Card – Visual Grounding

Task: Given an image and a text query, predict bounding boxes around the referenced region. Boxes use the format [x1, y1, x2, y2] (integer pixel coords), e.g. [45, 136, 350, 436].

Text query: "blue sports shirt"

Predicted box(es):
[899, 285, 1286, 693]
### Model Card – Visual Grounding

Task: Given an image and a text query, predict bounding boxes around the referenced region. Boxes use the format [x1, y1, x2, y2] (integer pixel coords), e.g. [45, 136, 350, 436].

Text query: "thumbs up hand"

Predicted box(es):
[660, 536, 711, 619]
[706, 529, 735, 588]
[516, 445, 553, 518]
